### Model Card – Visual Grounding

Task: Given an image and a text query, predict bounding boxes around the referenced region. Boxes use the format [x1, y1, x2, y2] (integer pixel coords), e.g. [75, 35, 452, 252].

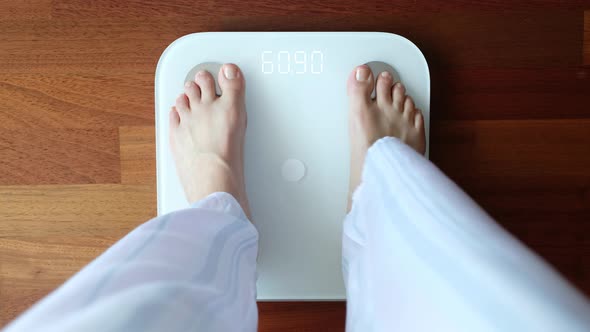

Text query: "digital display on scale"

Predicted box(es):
[261, 50, 324, 74]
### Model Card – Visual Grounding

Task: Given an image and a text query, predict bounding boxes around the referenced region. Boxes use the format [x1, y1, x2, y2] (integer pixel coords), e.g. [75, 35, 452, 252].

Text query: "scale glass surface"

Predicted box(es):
[155, 32, 430, 300]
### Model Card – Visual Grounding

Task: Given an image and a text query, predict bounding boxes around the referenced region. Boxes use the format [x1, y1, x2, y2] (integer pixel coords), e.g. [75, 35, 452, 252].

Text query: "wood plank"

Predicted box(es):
[51, 0, 590, 18]
[0, 19, 205, 74]
[0, 11, 581, 75]
[0, 128, 120, 185]
[1, 67, 587, 134]
[119, 126, 156, 185]
[0, 74, 154, 128]
[220, 11, 582, 68]
[258, 302, 346, 331]
[585, 11, 590, 65]
[431, 67, 590, 120]
[0, 0, 51, 20]
[435, 67, 590, 93]
[431, 119, 590, 182]
[0, 184, 156, 237]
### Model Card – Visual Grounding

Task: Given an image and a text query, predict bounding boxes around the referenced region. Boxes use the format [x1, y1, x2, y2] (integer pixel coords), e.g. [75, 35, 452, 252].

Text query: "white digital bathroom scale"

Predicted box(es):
[155, 32, 430, 300]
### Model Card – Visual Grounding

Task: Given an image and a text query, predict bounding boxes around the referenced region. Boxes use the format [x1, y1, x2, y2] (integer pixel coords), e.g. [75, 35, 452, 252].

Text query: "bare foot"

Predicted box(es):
[347, 64, 426, 211]
[170, 63, 251, 218]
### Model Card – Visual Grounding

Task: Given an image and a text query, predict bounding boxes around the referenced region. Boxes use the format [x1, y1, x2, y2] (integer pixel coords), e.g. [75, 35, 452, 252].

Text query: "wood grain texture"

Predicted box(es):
[119, 126, 156, 185]
[0, 11, 582, 74]
[51, 0, 590, 18]
[1, 0, 589, 330]
[0, 74, 154, 126]
[0, 184, 155, 237]
[431, 120, 590, 181]
[0, 128, 120, 185]
[431, 67, 590, 120]
[585, 11, 590, 65]
[220, 11, 583, 68]
[258, 302, 346, 332]
[0, 0, 51, 20]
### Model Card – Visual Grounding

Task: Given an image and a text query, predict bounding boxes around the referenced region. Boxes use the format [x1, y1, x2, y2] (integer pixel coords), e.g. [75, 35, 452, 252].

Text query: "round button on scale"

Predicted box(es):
[281, 159, 306, 182]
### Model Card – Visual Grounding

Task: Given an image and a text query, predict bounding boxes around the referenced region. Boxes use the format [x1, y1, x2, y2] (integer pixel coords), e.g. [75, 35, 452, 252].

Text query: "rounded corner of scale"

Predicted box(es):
[155, 32, 207, 76]
[378, 32, 430, 71]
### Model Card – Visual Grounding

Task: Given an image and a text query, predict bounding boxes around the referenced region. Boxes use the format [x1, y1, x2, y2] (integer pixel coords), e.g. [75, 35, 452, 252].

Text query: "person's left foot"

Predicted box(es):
[170, 63, 251, 218]
[346, 65, 426, 211]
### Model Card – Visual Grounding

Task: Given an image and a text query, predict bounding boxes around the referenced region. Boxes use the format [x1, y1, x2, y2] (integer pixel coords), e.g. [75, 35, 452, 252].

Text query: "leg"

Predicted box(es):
[342, 65, 590, 331]
[4, 64, 258, 332]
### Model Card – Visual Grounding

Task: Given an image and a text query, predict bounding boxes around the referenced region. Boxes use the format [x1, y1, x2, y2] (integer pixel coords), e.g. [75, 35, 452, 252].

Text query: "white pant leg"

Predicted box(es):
[342, 137, 590, 332]
[3, 192, 259, 332]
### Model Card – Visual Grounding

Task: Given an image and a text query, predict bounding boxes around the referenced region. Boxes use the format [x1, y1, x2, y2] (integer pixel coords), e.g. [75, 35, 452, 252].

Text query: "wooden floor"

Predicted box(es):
[1, 0, 590, 330]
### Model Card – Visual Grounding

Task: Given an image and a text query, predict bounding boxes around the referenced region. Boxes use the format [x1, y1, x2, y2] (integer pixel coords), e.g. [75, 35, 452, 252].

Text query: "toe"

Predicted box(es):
[218, 63, 245, 100]
[392, 83, 406, 112]
[175, 93, 189, 112]
[184, 81, 200, 106]
[169, 106, 180, 127]
[194, 70, 216, 102]
[175, 93, 190, 120]
[415, 109, 425, 130]
[168, 106, 181, 151]
[347, 65, 374, 106]
[376, 71, 393, 106]
[403, 96, 416, 123]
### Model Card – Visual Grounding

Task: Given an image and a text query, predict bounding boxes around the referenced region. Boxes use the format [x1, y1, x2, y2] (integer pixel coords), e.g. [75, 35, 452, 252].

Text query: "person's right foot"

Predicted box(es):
[346, 64, 426, 211]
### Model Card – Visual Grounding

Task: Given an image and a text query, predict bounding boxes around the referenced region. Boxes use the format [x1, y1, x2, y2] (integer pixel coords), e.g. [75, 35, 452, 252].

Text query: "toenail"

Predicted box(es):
[356, 66, 370, 81]
[184, 81, 191, 88]
[223, 65, 238, 80]
[395, 82, 404, 90]
[196, 70, 207, 77]
[381, 71, 391, 79]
